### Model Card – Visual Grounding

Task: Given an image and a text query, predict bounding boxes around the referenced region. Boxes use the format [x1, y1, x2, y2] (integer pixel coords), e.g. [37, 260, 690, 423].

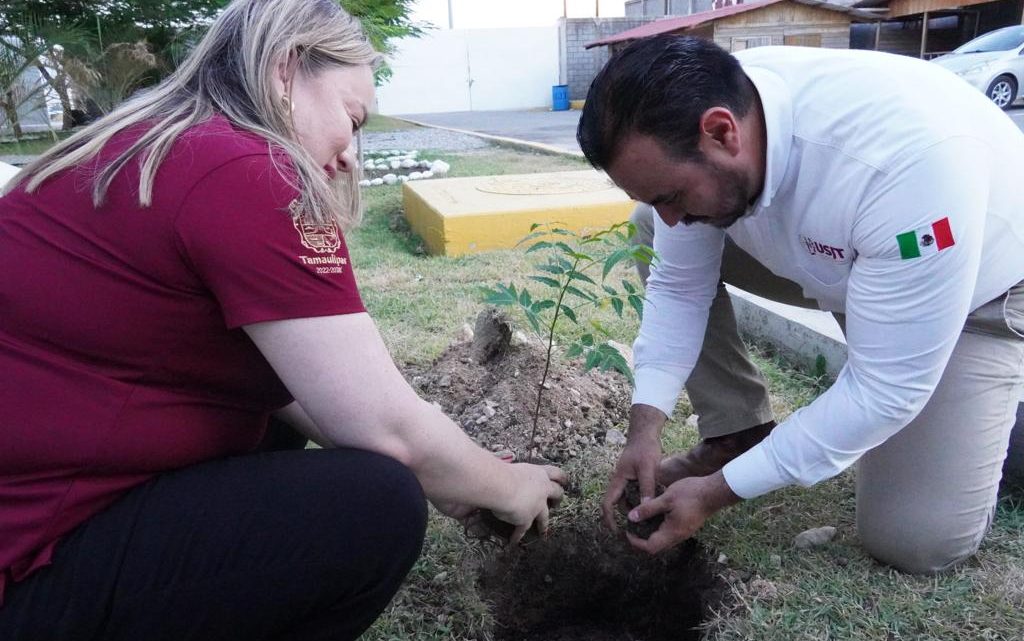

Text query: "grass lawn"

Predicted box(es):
[363, 114, 419, 133]
[352, 134, 1024, 641]
[0, 131, 72, 157]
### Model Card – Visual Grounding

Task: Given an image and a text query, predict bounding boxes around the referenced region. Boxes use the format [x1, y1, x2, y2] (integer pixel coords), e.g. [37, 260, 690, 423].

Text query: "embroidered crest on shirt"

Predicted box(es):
[896, 217, 955, 260]
[799, 236, 850, 264]
[290, 200, 341, 254]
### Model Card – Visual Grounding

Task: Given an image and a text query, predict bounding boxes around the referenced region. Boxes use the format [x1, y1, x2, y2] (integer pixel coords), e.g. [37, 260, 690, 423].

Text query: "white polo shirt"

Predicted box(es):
[632, 46, 1024, 498]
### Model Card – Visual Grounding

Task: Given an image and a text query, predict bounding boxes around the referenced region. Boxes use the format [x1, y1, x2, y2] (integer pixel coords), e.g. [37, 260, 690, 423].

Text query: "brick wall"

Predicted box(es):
[562, 17, 657, 100]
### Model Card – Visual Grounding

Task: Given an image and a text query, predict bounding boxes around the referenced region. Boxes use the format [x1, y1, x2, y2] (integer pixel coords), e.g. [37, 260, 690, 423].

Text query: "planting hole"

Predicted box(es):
[478, 528, 726, 641]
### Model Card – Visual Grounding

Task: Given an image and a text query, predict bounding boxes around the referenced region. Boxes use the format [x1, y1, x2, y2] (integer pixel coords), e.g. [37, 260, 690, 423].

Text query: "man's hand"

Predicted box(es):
[601, 404, 668, 530]
[624, 470, 741, 555]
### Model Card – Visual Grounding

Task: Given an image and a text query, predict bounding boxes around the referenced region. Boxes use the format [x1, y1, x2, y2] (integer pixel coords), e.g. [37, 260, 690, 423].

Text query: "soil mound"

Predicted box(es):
[406, 338, 632, 462]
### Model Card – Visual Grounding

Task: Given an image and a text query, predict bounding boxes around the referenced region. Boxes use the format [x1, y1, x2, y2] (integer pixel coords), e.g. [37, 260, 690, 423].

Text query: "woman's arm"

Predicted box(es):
[246, 312, 565, 539]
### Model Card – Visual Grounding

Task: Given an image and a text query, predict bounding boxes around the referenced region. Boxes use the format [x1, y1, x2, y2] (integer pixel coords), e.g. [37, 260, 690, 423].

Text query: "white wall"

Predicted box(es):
[375, 26, 561, 114]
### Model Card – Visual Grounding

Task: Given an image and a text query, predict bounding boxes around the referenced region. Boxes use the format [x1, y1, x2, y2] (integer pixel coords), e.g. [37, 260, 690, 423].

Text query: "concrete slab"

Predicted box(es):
[397, 110, 584, 154]
[403, 170, 633, 256]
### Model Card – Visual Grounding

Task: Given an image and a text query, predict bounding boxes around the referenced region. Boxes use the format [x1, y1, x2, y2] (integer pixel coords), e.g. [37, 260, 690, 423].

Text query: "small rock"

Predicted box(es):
[382, 173, 398, 185]
[738, 570, 753, 582]
[604, 429, 627, 446]
[793, 526, 837, 549]
[685, 414, 699, 429]
[438, 375, 452, 388]
[513, 369, 520, 378]
[483, 405, 496, 418]
[421, 170, 434, 179]
[544, 574, 553, 584]
[513, 330, 530, 345]
[749, 578, 779, 600]
[769, 554, 783, 569]
[358, 179, 371, 187]
[835, 556, 849, 567]
[401, 159, 417, 169]
[542, 382, 552, 390]
[458, 323, 474, 343]
[476, 415, 489, 425]
[568, 449, 578, 457]
[717, 553, 729, 564]
[432, 571, 448, 584]
[563, 419, 573, 429]
[398, 175, 409, 183]
[370, 178, 384, 186]
[389, 160, 401, 170]
[409, 171, 423, 180]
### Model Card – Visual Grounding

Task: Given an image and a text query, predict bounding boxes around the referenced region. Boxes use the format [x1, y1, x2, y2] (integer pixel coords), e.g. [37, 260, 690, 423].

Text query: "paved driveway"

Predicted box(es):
[399, 110, 584, 154]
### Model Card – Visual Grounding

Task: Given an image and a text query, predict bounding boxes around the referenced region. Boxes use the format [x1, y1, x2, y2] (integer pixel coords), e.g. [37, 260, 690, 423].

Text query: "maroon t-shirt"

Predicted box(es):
[0, 115, 365, 602]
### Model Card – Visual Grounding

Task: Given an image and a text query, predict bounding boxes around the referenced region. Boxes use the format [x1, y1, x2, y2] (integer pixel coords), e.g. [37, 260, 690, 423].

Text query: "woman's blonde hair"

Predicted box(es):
[5, 0, 382, 230]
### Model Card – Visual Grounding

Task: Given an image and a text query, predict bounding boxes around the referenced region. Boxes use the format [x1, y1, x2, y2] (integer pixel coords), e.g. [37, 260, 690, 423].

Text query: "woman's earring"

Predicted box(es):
[281, 94, 294, 113]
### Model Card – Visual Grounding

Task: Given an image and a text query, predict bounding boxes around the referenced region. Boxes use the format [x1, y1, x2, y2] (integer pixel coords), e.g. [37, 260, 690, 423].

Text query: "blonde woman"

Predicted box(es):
[0, 1, 564, 638]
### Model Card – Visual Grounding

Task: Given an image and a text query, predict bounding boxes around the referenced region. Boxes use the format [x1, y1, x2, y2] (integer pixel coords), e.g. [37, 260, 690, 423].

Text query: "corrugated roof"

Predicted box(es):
[585, 0, 880, 48]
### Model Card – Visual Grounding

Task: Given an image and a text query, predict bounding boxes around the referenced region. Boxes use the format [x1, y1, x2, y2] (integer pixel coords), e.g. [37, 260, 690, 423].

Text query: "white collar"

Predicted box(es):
[743, 65, 794, 211]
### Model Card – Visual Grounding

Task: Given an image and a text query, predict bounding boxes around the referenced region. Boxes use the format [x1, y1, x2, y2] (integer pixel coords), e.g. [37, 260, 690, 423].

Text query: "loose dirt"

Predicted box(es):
[405, 336, 632, 462]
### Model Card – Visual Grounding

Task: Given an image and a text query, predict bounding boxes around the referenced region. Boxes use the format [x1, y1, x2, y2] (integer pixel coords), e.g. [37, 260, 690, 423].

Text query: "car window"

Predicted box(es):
[953, 26, 1024, 53]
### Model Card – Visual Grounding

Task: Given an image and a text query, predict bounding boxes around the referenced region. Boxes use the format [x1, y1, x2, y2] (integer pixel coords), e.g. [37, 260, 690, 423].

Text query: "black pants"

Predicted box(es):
[0, 441, 427, 641]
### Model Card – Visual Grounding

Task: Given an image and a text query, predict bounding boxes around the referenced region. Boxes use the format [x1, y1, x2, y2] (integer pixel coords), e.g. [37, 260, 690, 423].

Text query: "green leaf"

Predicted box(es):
[611, 297, 624, 318]
[590, 320, 612, 337]
[569, 271, 596, 286]
[529, 223, 542, 232]
[569, 251, 595, 262]
[580, 333, 594, 347]
[481, 285, 516, 307]
[602, 248, 631, 280]
[537, 263, 565, 276]
[549, 228, 575, 236]
[524, 309, 542, 334]
[531, 300, 556, 313]
[526, 241, 553, 254]
[566, 343, 584, 358]
[564, 285, 597, 302]
[602, 284, 618, 297]
[555, 242, 576, 256]
[529, 276, 562, 289]
[559, 304, 578, 324]
[584, 350, 602, 371]
[556, 257, 574, 272]
[622, 280, 636, 295]
[628, 294, 644, 320]
[519, 289, 532, 308]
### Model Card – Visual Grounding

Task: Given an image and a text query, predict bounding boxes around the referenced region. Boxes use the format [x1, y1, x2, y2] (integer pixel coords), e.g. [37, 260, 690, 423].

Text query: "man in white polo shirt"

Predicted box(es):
[577, 35, 1024, 574]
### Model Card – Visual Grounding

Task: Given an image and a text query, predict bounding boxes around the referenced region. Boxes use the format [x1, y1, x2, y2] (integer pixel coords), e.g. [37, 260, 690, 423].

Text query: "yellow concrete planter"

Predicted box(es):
[402, 170, 635, 256]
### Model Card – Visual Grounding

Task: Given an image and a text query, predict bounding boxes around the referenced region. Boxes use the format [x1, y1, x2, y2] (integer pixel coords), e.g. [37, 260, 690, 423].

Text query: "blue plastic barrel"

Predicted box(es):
[552, 84, 570, 111]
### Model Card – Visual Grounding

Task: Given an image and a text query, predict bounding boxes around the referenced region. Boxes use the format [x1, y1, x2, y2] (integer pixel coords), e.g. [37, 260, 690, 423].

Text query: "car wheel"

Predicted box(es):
[987, 75, 1017, 109]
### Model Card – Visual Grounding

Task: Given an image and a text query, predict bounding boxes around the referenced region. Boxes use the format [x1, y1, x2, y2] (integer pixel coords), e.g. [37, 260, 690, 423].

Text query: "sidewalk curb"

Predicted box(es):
[391, 116, 586, 159]
[385, 117, 848, 376]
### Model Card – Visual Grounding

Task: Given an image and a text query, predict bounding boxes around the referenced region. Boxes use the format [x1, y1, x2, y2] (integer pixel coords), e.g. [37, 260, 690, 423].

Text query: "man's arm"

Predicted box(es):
[723, 136, 991, 498]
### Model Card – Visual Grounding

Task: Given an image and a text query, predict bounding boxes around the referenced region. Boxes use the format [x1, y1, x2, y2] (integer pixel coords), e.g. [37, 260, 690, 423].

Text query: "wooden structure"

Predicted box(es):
[853, 0, 1024, 58]
[586, 0, 881, 52]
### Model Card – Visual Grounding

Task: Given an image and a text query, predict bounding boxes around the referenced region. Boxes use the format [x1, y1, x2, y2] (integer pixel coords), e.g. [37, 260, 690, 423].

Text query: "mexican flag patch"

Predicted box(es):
[896, 217, 955, 259]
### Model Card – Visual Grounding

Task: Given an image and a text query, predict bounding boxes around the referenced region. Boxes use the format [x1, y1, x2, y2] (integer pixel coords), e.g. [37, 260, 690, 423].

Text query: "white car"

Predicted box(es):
[933, 25, 1024, 109]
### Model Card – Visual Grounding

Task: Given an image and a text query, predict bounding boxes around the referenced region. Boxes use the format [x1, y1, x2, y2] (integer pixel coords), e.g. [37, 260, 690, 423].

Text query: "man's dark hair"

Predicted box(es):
[577, 35, 756, 169]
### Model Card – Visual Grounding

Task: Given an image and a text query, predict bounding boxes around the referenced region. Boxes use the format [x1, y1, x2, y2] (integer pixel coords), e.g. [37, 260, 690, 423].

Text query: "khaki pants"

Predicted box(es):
[631, 204, 1024, 574]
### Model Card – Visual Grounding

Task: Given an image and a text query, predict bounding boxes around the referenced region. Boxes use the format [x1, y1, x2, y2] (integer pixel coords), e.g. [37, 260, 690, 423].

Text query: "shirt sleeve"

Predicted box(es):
[723, 136, 991, 498]
[631, 212, 725, 416]
[173, 155, 365, 328]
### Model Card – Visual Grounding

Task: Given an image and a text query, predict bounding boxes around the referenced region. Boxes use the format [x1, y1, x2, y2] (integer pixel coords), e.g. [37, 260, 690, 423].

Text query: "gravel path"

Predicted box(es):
[361, 127, 491, 153]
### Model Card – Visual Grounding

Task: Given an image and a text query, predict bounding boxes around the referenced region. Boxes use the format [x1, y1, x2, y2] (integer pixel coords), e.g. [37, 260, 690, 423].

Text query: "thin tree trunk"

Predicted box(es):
[35, 60, 74, 130]
[2, 94, 24, 139]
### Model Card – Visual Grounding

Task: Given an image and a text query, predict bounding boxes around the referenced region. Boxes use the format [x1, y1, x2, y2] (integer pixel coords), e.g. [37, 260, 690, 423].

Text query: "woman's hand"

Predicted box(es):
[489, 463, 566, 543]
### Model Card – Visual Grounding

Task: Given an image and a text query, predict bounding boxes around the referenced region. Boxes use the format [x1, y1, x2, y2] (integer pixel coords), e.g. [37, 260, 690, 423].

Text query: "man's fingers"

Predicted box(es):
[601, 475, 628, 529]
[626, 528, 676, 555]
[627, 493, 667, 524]
[638, 464, 658, 504]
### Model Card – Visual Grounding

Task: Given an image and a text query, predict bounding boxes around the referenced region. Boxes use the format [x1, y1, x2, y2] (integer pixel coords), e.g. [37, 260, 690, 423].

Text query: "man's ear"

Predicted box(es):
[697, 107, 742, 158]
